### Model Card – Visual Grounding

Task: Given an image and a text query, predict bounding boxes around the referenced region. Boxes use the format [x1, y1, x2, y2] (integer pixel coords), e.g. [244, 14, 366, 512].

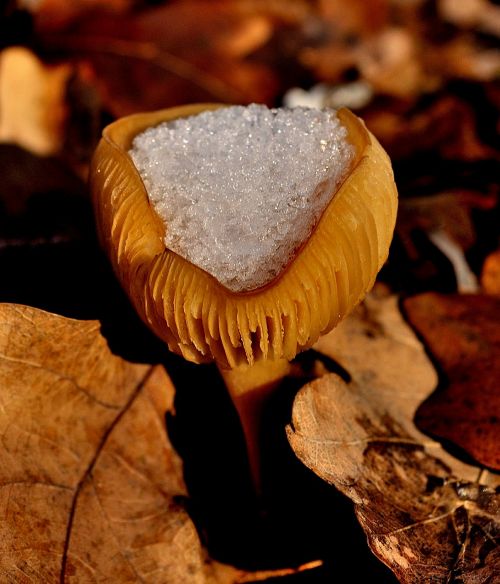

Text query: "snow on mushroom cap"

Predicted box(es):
[129, 104, 354, 292]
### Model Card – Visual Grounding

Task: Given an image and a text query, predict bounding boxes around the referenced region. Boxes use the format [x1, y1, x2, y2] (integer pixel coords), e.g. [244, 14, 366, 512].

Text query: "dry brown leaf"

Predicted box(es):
[405, 293, 500, 471]
[40, 1, 280, 117]
[0, 47, 71, 156]
[364, 95, 497, 161]
[287, 294, 500, 583]
[0, 303, 208, 583]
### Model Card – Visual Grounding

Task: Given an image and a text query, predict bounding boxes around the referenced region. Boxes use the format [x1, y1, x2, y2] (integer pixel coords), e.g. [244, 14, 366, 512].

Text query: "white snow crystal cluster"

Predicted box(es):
[129, 104, 354, 292]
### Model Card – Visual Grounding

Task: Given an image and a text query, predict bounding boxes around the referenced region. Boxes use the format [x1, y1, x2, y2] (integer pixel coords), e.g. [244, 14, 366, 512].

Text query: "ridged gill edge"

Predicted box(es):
[90, 104, 398, 368]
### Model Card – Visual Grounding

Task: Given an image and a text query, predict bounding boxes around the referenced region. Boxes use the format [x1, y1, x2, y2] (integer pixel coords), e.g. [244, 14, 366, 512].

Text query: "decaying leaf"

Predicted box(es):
[287, 293, 499, 583]
[0, 304, 207, 583]
[40, 1, 280, 117]
[0, 47, 71, 155]
[405, 293, 500, 471]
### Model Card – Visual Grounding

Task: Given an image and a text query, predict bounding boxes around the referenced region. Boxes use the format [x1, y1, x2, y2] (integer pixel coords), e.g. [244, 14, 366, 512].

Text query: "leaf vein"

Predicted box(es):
[59, 366, 155, 583]
[0, 353, 122, 410]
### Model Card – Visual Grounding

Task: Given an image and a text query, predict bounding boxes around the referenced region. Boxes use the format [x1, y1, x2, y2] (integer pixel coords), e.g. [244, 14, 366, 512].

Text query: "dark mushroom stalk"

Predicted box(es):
[90, 103, 398, 489]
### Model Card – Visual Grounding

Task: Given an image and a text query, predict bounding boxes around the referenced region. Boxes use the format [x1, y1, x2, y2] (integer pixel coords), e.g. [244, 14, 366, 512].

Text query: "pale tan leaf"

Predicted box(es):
[288, 294, 499, 583]
[0, 303, 207, 583]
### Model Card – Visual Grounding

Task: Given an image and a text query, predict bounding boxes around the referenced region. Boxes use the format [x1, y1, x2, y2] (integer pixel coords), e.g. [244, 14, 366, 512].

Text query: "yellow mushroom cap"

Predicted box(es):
[90, 104, 398, 368]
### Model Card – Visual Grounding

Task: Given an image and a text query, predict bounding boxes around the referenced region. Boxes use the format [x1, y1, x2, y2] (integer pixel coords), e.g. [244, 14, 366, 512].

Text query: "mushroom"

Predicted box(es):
[90, 103, 398, 486]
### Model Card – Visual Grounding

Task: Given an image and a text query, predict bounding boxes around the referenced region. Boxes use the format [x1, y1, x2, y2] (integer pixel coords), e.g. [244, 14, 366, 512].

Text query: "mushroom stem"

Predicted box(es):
[219, 358, 291, 492]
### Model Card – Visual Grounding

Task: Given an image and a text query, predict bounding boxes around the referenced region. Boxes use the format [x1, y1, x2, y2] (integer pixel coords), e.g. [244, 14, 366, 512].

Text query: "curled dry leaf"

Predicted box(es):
[0, 304, 207, 583]
[287, 294, 499, 583]
[405, 293, 500, 471]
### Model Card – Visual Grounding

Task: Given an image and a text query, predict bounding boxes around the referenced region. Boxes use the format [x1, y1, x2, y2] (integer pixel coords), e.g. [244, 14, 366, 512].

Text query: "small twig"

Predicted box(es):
[235, 560, 323, 582]
[428, 229, 479, 293]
